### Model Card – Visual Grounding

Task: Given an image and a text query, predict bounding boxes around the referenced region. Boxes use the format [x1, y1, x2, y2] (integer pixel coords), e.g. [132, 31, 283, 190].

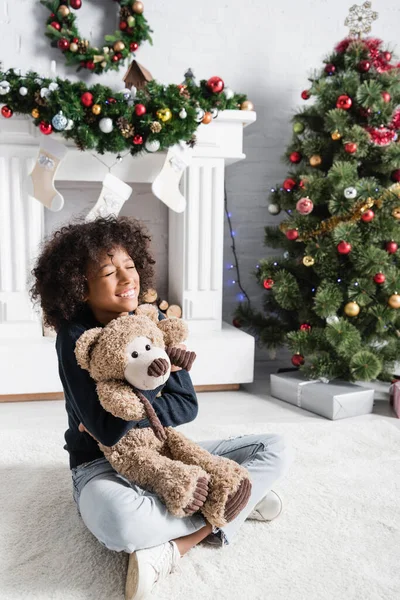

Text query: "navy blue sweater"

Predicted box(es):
[56, 307, 198, 469]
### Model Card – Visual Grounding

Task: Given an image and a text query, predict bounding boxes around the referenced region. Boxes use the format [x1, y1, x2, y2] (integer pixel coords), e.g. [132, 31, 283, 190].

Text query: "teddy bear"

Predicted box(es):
[75, 304, 252, 528]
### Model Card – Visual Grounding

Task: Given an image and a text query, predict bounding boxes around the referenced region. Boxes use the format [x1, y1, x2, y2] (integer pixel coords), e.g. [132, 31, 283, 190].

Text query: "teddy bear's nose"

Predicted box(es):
[148, 358, 169, 378]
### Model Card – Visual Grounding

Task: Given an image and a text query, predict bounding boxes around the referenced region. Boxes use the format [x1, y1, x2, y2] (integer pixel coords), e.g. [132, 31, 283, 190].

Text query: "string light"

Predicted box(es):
[224, 185, 251, 306]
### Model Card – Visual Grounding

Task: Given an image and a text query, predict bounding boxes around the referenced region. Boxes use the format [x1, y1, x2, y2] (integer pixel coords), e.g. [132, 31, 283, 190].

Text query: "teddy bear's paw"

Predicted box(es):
[183, 476, 210, 515]
[224, 477, 252, 523]
[161, 465, 210, 518]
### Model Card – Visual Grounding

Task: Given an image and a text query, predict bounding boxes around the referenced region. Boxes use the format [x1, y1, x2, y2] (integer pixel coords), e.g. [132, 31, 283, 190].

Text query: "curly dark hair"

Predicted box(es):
[30, 216, 155, 331]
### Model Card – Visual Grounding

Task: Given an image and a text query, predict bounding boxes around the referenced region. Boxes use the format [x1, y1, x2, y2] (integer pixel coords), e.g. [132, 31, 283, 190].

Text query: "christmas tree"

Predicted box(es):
[236, 3, 400, 382]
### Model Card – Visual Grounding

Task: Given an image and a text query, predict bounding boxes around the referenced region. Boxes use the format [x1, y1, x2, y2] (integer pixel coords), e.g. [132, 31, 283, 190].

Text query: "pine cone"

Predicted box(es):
[150, 121, 162, 133]
[120, 7, 131, 20]
[85, 111, 97, 124]
[34, 90, 47, 106]
[78, 39, 89, 54]
[187, 135, 197, 148]
[117, 117, 135, 138]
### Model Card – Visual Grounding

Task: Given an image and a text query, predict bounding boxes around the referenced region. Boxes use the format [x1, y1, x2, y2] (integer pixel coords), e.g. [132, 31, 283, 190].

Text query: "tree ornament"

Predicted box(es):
[299, 179, 306, 189]
[58, 5, 70, 18]
[127, 16, 136, 27]
[303, 255, 315, 267]
[69, 42, 78, 53]
[157, 108, 172, 122]
[134, 103, 146, 116]
[19, 86, 28, 96]
[286, 229, 299, 241]
[293, 122, 305, 134]
[324, 63, 336, 75]
[358, 60, 371, 72]
[373, 273, 386, 284]
[113, 41, 125, 53]
[310, 155, 322, 167]
[210, 107, 219, 119]
[65, 119, 74, 131]
[337, 241, 352, 254]
[381, 91, 391, 103]
[206, 76, 224, 94]
[224, 87, 234, 99]
[344, 302, 360, 317]
[81, 92, 94, 107]
[388, 294, 400, 309]
[344, 186, 357, 199]
[70, 0, 82, 8]
[383, 51, 392, 62]
[50, 21, 61, 31]
[132, 1, 144, 14]
[150, 121, 162, 133]
[195, 107, 205, 122]
[145, 139, 160, 153]
[390, 206, 400, 220]
[361, 209, 375, 222]
[232, 318, 242, 328]
[336, 95, 352, 110]
[112, 55, 120, 63]
[1, 105, 13, 118]
[386, 241, 398, 254]
[391, 170, 400, 183]
[241, 100, 254, 111]
[92, 104, 102, 115]
[263, 278, 274, 290]
[99, 118, 113, 133]
[344, 142, 357, 154]
[130, 41, 139, 52]
[0, 80, 10, 95]
[291, 353, 305, 367]
[51, 111, 68, 131]
[301, 90, 310, 100]
[296, 197, 314, 215]
[289, 151, 302, 163]
[202, 112, 213, 124]
[31, 108, 40, 119]
[58, 38, 70, 51]
[268, 203, 281, 215]
[133, 134, 143, 145]
[283, 178, 296, 191]
[179, 108, 187, 119]
[331, 130, 341, 140]
[39, 121, 53, 135]
[300, 323, 312, 332]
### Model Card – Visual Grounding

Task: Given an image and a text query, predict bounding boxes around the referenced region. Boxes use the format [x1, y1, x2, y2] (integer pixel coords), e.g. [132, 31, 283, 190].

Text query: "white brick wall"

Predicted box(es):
[2, 0, 400, 359]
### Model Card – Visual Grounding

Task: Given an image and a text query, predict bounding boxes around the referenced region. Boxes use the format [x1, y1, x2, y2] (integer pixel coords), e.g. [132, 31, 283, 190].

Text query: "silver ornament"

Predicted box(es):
[268, 203, 281, 215]
[145, 139, 161, 153]
[40, 87, 50, 99]
[326, 315, 340, 325]
[224, 87, 234, 100]
[119, 88, 132, 101]
[179, 108, 187, 119]
[0, 81, 10, 95]
[344, 186, 357, 199]
[195, 107, 205, 122]
[211, 107, 219, 119]
[99, 118, 113, 134]
[283, 251, 290, 259]
[34, 78, 43, 85]
[65, 119, 74, 131]
[19, 86, 28, 96]
[52, 111, 68, 131]
[49, 82, 59, 92]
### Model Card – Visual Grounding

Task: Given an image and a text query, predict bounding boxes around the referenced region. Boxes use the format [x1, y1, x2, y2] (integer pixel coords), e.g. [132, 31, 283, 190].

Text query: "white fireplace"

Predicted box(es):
[0, 110, 256, 398]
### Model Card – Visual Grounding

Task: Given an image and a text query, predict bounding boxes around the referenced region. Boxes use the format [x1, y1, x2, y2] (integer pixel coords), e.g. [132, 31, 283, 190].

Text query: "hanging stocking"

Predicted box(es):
[27, 137, 68, 211]
[151, 142, 193, 213]
[85, 173, 133, 222]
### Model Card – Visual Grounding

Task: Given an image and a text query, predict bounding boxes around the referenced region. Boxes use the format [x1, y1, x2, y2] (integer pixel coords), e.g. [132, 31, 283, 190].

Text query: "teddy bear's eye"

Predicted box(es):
[145, 344, 151, 351]
[131, 351, 139, 358]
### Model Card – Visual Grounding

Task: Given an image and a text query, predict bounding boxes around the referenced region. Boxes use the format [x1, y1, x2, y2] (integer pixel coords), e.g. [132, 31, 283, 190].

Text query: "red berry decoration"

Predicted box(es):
[39, 121, 53, 135]
[1, 105, 13, 118]
[130, 41, 139, 52]
[383, 51, 392, 62]
[263, 278, 274, 290]
[283, 178, 296, 191]
[86, 61, 95, 71]
[58, 38, 70, 51]
[119, 21, 128, 31]
[206, 76, 224, 94]
[358, 60, 371, 72]
[134, 104, 147, 116]
[336, 95, 352, 110]
[296, 197, 314, 215]
[324, 63, 336, 75]
[344, 142, 357, 154]
[299, 179, 306, 189]
[291, 354, 305, 367]
[289, 151, 302, 163]
[81, 92, 94, 107]
[386, 241, 398, 254]
[50, 21, 61, 31]
[391, 169, 400, 183]
[301, 90, 310, 100]
[361, 209, 375, 222]
[300, 323, 312, 332]
[70, 0, 82, 8]
[337, 241, 352, 255]
[73, 37, 79, 43]
[286, 229, 299, 241]
[374, 273, 386, 284]
[381, 91, 391, 103]
[133, 134, 143, 145]
[107, 98, 117, 104]
[232, 319, 242, 328]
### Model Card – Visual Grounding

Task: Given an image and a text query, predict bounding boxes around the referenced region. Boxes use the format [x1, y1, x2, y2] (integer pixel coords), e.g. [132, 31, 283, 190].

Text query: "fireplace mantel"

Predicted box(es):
[0, 110, 256, 397]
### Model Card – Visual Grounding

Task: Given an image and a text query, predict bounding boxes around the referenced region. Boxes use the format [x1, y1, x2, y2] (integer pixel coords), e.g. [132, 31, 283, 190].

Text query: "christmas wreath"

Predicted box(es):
[41, 0, 153, 74]
[0, 67, 252, 155]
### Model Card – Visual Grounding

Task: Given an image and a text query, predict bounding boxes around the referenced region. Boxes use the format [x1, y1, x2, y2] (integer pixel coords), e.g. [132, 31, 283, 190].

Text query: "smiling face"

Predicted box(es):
[85, 246, 140, 325]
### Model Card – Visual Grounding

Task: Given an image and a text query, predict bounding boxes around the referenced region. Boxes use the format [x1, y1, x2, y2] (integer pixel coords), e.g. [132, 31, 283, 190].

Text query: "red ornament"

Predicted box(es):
[70, 0, 82, 8]
[283, 178, 296, 191]
[301, 90, 310, 100]
[286, 229, 299, 241]
[130, 41, 139, 52]
[336, 95, 352, 110]
[324, 63, 336, 75]
[296, 197, 314, 215]
[263, 278, 274, 290]
[1, 105, 13, 118]
[289, 151, 302, 163]
[81, 92, 94, 107]
[359, 107, 372, 119]
[383, 51, 392, 62]
[86, 61, 95, 71]
[50, 21, 61, 31]
[133, 134, 143, 145]
[344, 142, 357, 154]
[206, 76, 224, 94]
[373, 273, 386, 284]
[358, 60, 371, 72]
[337, 241, 352, 255]
[391, 170, 400, 183]
[58, 38, 69, 51]
[381, 91, 391, 103]
[107, 98, 117, 104]
[361, 209, 375, 222]
[300, 323, 312, 332]
[39, 121, 53, 135]
[299, 179, 306, 189]
[112, 55, 120, 63]
[119, 21, 128, 31]
[386, 241, 398, 254]
[134, 104, 146, 116]
[232, 318, 242, 328]
[291, 354, 305, 367]
[73, 37, 79, 43]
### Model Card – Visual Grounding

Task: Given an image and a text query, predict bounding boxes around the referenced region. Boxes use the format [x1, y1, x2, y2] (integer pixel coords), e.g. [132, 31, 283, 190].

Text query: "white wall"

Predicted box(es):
[2, 0, 400, 340]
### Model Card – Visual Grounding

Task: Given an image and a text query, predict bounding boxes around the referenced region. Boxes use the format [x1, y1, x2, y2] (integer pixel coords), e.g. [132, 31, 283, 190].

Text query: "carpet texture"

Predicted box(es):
[0, 420, 399, 600]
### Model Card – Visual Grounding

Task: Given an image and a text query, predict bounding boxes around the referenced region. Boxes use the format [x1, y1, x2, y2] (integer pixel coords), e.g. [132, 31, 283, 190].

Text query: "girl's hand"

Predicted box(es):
[170, 343, 187, 372]
[78, 423, 98, 441]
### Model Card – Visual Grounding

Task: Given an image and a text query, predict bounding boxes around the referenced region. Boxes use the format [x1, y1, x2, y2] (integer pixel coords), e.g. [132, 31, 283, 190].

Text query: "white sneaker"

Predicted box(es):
[247, 490, 283, 521]
[125, 541, 181, 600]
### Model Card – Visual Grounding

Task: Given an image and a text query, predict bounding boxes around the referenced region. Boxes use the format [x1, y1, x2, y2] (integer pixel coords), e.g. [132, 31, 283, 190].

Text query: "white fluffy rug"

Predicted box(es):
[1, 420, 399, 600]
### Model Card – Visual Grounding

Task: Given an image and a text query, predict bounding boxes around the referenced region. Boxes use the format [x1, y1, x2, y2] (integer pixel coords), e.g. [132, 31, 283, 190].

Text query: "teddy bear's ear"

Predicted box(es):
[74, 327, 103, 371]
[157, 318, 188, 346]
[136, 303, 159, 323]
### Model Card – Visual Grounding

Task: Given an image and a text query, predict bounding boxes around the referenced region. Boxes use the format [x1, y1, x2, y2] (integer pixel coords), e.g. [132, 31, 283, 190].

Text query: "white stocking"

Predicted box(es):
[85, 173, 133, 221]
[151, 142, 193, 213]
[27, 137, 68, 212]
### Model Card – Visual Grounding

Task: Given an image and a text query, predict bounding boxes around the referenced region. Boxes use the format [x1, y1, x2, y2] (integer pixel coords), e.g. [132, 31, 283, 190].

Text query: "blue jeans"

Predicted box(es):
[71, 433, 292, 552]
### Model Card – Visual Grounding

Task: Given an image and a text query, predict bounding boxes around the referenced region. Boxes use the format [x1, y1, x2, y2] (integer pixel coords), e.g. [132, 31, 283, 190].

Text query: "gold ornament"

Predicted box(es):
[344, 301, 360, 317]
[331, 130, 341, 140]
[101, 61, 107, 68]
[132, 1, 144, 14]
[310, 155, 322, 167]
[303, 256, 315, 267]
[31, 108, 40, 119]
[113, 41, 125, 52]
[92, 104, 102, 115]
[157, 108, 172, 122]
[241, 100, 254, 111]
[392, 206, 400, 220]
[388, 294, 400, 309]
[69, 42, 78, 53]
[150, 121, 162, 133]
[202, 112, 212, 124]
[58, 5, 70, 18]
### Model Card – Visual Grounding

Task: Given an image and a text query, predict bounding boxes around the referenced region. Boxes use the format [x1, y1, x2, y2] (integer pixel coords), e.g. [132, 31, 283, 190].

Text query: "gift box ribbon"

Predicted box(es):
[297, 378, 329, 407]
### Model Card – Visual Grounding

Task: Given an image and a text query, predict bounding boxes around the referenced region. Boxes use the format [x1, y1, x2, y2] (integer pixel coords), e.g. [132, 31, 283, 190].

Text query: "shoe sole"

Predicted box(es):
[125, 552, 139, 600]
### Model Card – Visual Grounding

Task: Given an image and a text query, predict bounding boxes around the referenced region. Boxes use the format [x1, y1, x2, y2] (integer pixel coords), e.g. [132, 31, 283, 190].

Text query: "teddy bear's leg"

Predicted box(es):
[164, 428, 252, 528]
[103, 445, 210, 518]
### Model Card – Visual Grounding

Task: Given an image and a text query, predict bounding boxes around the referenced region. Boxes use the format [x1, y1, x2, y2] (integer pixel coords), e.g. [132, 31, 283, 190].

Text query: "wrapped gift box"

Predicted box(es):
[270, 371, 374, 420]
[390, 380, 400, 418]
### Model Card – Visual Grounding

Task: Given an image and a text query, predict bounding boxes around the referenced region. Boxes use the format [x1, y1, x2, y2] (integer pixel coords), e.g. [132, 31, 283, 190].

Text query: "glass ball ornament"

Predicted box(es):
[386, 241, 398, 254]
[296, 197, 314, 215]
[179, 108, 187, 119]
[206, 76, 224, 94]
[361, 209, 375, 222]
[133, 134, 143, 145]
[1, 105, 13, 118]
[303, 255, 315, 267]
[202, 112, 213, 124]
[301, 90, 310, 100]
[331, 130, 341, 140]
[19, 86, 28, 96]
[268, 203, 281, 215]
[92, 104, 102, 115]
[144, 139, 160, 153]
[157, 108, 172, 122]
[337, 241, 352, 254]
[134, 104, 147, 117]
[344, 186, 357, 199]
[99, 118, 113, 133]
[51, 111, 68, 131]
[224, 87, 234, 100]
[263, 278, 274, 290]
[345, 142, 357, 154]
[241, 100, 254, 111]
[194, 107, 204, 122]
[0, 81, 10, 95]
[392, 207, 400, 220]
[286, 229, 299, 241]
[309, 155, 322, 167]
[132, 1, 144, 15]
[300, 323, 312, 332]
[31, 108, 40, 118]
[291, 353, 305, 367]
[39, 121, 53, 135]
[373, 273, 386, 284]
[290, 151, 302, 163]
[283, 178, 296, 191]
[293, 122, 305, 134]
[388, 294, 400, 309]
[336, 95, 352, 110]
[391, 170, 400, 183]
[344, 301, 360, 317]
